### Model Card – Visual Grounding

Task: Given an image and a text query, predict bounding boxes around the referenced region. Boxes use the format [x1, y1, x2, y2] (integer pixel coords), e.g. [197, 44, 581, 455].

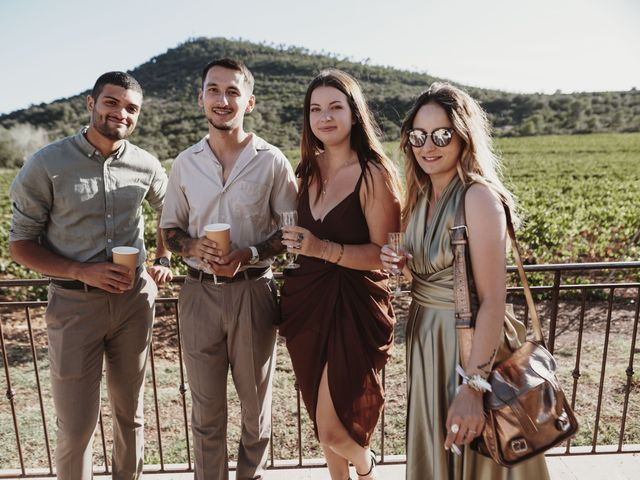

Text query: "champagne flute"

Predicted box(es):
[281, 211, 300, 269]
[387, 232, 405, 295]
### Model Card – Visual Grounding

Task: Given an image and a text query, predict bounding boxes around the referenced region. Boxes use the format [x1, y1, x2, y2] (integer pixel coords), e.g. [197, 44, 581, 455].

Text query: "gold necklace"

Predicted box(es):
[321, 159, 358, 196]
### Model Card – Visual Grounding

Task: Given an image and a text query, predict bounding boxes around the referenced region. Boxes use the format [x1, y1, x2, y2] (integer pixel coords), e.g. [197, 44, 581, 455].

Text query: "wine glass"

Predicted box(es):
[281, 211, 300, 269]
[387, 232, 405, 295]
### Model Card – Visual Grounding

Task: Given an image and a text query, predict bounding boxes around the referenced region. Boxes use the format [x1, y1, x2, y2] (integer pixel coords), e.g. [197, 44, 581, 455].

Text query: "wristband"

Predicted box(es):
[456, 364, 492, 393]
[153, 256, 170, 268]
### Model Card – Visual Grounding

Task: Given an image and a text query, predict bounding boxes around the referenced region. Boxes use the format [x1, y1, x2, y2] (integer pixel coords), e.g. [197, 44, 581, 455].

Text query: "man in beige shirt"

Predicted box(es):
[160, 58, 297, 480]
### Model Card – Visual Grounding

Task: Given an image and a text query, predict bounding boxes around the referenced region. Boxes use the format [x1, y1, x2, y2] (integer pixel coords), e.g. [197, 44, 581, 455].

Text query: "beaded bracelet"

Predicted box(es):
[335, 243, 344, 264]
[456, 365, 492, 393]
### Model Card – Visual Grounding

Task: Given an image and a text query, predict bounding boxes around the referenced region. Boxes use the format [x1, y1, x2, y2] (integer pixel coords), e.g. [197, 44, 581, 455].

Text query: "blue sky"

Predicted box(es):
[1, 0, 638, 114]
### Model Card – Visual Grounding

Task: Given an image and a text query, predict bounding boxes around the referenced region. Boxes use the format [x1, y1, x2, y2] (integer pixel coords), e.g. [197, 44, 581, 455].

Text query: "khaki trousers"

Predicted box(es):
[45, 269, 157, 480]
[179, 274, 279, 480]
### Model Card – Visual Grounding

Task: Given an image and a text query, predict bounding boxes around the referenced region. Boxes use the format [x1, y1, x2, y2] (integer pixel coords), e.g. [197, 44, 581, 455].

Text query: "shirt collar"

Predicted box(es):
[193, 133, 270, 156]
[75, 126, 127, 160]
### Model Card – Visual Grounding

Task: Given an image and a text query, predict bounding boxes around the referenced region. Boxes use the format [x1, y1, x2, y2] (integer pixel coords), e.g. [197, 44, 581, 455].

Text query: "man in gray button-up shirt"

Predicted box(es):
[9, 71, 171, 480]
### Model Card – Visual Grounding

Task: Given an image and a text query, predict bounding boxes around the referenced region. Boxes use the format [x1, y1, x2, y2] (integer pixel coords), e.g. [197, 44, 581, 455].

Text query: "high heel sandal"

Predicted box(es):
[356, 450, 376, 479]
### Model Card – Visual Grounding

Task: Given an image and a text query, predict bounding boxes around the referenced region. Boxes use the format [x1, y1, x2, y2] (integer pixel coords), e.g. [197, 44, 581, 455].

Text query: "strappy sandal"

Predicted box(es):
[356, 450, 377, 479]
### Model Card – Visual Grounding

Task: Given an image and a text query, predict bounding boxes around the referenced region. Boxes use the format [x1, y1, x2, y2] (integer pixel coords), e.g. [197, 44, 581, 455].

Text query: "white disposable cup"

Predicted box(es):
[112, 246, 139, 287]
[204, 223, 231, 255]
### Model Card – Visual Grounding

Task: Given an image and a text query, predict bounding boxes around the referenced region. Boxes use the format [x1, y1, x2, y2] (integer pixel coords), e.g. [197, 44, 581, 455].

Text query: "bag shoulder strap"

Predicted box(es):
[450, 185, 545, 366]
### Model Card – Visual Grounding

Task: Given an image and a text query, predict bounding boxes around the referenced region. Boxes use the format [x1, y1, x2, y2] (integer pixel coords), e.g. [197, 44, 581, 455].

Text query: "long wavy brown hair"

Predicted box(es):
[399, 82, 518, 227]
[297, 69, 401, 203]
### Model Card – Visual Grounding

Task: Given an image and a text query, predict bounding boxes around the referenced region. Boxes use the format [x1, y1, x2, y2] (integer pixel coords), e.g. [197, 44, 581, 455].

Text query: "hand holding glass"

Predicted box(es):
[281, 211, 300, 269]
[387, 232, 405, 295]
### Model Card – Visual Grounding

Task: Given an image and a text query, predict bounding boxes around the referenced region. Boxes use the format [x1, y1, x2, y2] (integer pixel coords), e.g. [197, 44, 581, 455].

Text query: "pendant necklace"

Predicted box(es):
[321, 158, 358, 196]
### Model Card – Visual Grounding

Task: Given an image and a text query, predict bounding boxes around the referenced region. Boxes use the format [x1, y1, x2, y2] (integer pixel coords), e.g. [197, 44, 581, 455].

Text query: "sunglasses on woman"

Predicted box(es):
[408, 128, 455, 148]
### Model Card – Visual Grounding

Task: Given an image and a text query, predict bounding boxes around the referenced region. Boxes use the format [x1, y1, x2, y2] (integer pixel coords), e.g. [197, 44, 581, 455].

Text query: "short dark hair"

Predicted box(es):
[90, 71, 143, 100]
[201, 58, 255, 93]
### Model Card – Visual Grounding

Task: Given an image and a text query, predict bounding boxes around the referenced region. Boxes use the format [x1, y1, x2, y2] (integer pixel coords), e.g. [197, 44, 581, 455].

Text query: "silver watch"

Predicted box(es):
[248, 246, 259, 265]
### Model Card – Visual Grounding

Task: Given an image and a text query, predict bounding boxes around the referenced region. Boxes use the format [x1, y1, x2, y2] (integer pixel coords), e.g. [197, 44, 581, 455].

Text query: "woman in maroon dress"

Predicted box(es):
[279, 69, 401, 480]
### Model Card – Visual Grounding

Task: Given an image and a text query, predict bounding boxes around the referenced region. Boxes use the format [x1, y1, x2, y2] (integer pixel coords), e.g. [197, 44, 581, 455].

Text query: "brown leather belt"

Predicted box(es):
[49, 266, 142, 291]
[187, 266, 269, 284]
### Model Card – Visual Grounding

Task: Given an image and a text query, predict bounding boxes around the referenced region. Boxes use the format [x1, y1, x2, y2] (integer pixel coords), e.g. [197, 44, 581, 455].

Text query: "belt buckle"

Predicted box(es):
[212, 273, 232, 285]
[449, 225, 468, 235]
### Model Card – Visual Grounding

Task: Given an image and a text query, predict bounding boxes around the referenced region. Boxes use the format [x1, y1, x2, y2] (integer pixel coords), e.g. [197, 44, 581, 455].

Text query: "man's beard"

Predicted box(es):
[93, 113, 132, 140]
[207, 118, 233, 131]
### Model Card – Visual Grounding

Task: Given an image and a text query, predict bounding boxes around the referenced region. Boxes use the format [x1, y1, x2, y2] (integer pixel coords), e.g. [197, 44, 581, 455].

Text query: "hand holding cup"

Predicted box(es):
[204, 223, 231, 255]
[112, 246, 139, 289]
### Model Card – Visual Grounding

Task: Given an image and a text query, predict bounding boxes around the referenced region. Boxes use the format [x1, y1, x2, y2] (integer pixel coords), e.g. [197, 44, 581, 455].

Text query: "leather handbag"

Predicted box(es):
[450, 187, 578, 467]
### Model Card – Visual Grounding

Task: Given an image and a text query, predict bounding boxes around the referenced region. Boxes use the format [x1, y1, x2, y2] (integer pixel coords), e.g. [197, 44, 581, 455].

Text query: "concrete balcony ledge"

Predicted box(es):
[3, 451, 640, 480]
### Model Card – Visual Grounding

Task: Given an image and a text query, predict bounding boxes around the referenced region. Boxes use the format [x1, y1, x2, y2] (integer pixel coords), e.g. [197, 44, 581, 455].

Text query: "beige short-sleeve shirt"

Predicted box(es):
[160, 134, 297, 271]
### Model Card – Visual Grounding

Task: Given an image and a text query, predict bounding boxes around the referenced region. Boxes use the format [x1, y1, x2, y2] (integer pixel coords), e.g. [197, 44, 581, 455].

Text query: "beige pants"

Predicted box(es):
[45, 269, 157, 480]
[179, 274, 279, 480]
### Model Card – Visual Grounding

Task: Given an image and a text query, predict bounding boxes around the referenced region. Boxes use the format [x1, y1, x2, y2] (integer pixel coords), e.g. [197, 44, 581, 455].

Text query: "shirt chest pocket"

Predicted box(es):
[118, 182, 147, 207]
[232, 181, 269, 218]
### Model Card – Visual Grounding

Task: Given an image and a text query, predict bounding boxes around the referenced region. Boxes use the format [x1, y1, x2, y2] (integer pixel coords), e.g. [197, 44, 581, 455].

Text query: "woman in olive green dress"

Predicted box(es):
[381, 83, 550, 479]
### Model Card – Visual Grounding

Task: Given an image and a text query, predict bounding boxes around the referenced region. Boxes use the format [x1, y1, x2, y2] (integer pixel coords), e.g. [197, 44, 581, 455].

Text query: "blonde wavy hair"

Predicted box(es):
[399, 82, 518, 227]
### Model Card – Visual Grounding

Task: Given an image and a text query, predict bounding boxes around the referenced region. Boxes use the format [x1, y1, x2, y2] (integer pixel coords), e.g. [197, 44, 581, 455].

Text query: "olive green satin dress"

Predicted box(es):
[404, 177, 550, 480]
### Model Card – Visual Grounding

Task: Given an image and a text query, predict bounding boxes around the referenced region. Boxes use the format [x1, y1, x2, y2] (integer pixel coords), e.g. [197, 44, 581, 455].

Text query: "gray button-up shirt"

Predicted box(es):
[9, 128, 168, 266]
[160, 134, 297, 272]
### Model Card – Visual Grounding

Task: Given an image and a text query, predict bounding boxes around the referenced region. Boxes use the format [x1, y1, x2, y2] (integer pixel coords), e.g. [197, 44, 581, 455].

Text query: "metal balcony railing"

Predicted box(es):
[1, 261, 639, 477]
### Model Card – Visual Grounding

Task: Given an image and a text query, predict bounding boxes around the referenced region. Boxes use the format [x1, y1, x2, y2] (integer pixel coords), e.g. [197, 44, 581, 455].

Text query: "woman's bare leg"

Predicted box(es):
[316, 364, 376, 479]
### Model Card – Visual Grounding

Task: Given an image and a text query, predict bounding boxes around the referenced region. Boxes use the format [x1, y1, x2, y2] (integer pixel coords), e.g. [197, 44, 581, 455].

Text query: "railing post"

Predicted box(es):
[98, 410, 110, 473]
[591, 287, 615, 452]
[174, 300, 192, 470]
[566, 289, 587, 454]
[149, 339, 164, 470]
[295, 381, 302, 467]
[548, 270, 561, 354]
[380, 366, 386, 463]
[618, 287, 640, 452]
[0, 315, 26, 476]
[25, 306, 53, 474]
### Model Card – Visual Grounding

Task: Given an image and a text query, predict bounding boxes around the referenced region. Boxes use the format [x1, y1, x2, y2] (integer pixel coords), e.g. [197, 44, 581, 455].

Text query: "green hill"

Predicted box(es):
[1, 37, 638, 162]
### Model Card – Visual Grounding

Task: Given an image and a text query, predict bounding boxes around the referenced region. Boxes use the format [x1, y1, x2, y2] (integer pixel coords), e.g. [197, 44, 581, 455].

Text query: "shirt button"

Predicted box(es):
[107, 214, 112, 218]
[107, 239, 112, 243]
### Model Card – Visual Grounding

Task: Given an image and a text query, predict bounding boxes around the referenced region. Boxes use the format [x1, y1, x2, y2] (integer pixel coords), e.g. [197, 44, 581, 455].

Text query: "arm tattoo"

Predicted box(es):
[162, 228, 193, 256]
[476, 348, 498, 376]
[255, 229, 284, 260]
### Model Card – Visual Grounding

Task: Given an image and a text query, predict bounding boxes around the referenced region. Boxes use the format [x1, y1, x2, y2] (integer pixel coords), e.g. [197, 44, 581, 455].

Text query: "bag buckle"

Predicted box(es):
[510, 438, 528, 454]
[449, 225, 468, 235]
